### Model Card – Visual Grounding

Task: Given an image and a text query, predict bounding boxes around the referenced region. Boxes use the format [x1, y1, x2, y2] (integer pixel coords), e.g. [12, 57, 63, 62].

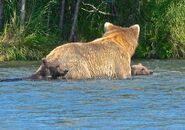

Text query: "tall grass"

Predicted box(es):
[166, 1, 185, 58]
[0, 0, 185, 61]
[0, 0, 59, 61]
[135, 0, 185, 58]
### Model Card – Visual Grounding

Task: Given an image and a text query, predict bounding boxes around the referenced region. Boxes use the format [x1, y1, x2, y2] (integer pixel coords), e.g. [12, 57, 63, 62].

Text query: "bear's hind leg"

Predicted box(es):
[64, 64, 91, 80]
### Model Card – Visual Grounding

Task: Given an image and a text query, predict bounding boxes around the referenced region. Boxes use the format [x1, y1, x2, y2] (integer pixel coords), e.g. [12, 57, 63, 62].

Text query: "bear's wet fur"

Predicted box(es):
[32, 22, 140, 80]
[131, 63, 153, 76]
[0, 22, 140, 82]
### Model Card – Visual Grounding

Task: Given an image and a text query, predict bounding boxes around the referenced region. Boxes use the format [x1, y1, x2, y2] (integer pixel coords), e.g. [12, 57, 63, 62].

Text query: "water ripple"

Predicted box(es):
[0, 60, 185, 129]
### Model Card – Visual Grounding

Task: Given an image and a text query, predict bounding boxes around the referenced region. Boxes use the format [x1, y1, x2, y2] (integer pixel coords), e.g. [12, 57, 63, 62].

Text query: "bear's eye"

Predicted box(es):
[141, 68, 145, 71]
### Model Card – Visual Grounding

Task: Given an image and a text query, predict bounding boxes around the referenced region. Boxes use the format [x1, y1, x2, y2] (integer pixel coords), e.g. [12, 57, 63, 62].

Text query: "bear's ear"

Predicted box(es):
[42, 58, 47, 66]
[138, 63, 142, 66]
[130, 24, 140, 39]
[104, 22, 114, 32]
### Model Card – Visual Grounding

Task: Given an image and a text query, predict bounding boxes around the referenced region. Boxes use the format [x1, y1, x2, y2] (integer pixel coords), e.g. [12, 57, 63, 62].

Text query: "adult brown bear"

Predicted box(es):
[0, 22, 140, 81]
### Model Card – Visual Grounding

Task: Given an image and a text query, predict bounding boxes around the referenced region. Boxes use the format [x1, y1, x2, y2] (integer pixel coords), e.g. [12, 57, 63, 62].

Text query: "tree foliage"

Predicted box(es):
[0, 0, 184, 61]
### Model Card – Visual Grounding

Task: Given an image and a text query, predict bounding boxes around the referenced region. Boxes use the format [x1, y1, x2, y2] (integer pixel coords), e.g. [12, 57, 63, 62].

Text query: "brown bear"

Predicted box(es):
[0, 22, 140, 81]
[32, 22, 140, 80]
[131, 63, 153, 76]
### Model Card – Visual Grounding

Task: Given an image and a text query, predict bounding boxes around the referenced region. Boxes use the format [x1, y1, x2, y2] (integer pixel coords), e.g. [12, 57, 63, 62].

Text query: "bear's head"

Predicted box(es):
[131, 63, 153, 76]
[32, 58, 68, 79]
[103, 22, 140, 56]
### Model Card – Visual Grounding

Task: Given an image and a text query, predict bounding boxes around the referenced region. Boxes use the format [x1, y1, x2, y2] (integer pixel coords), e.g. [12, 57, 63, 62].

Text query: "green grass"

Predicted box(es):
[0, 45, 44, 61]
[0, 2, 59, 61]
[0, 0, 185, 61]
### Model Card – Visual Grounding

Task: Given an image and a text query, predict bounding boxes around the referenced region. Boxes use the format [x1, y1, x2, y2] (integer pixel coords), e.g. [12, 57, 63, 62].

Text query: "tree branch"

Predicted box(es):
[81, 2, 115, 16]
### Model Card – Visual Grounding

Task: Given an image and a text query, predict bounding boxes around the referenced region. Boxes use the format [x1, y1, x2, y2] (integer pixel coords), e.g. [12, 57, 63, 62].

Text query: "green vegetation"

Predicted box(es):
[0, 0, 59, 61]
[0, 0, 185, 61]
[136, 0, 185, 58]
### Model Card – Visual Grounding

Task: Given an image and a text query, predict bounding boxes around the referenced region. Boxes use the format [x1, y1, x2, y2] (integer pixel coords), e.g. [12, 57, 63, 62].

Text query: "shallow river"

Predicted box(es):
[0, 60, 185, 129]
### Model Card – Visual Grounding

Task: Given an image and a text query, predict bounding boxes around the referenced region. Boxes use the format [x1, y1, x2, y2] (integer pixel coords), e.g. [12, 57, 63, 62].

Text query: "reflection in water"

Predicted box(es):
[0, 60, 185, 129]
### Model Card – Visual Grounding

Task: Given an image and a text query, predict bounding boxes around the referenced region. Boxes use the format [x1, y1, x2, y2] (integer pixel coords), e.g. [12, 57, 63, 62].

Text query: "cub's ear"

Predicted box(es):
[42, 58, 47, 66]
[104, 22, 114, 32]
[130, 24, 140, 39]
[138, 63, 142, 66]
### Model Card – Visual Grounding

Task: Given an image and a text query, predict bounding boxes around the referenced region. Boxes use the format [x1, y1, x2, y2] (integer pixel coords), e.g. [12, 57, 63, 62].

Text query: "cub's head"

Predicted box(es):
[33, 58, 68, 79]
[131, 63, 153, 76]
[103, 22, 140, 56]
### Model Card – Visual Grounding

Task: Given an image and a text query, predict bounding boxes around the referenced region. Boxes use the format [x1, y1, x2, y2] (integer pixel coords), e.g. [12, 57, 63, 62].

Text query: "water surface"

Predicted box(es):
[0, 60, 185, 129]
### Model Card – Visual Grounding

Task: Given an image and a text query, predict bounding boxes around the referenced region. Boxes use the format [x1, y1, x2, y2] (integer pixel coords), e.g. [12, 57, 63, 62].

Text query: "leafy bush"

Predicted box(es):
[136, 0, 185, 58]
[0, 0, 59, 61]
[0, 0, 185, 61]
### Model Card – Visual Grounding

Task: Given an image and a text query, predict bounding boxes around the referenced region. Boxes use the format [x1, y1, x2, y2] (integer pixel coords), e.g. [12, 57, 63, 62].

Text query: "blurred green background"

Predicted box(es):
[0, 0, 184, 61]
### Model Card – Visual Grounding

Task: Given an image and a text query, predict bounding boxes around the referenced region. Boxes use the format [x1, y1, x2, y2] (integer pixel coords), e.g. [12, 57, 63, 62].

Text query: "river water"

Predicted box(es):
[0, 60, 185, 129]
